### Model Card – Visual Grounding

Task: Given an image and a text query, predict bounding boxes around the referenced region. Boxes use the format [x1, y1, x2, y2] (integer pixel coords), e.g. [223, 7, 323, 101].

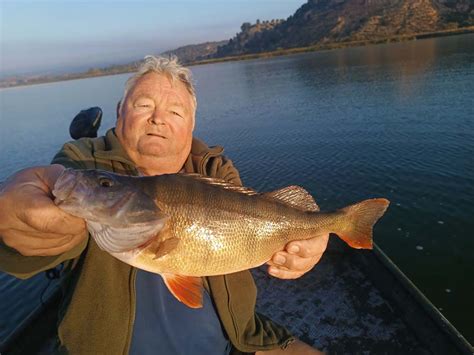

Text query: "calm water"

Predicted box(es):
[1, 34, 473, 343]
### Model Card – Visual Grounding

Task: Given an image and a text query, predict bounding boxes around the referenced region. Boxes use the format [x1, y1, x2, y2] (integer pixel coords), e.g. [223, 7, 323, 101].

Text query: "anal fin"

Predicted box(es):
[162, 273, 204, 309]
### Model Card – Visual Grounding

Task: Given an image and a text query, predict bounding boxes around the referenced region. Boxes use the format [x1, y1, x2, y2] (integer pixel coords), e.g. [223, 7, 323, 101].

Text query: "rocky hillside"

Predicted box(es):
[214, 19, 285, 57]
[214, 0, 474, 57]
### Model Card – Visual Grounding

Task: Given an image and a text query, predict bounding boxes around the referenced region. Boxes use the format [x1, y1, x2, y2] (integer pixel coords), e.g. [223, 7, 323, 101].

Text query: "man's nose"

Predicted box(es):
[148, 109, 166, 125]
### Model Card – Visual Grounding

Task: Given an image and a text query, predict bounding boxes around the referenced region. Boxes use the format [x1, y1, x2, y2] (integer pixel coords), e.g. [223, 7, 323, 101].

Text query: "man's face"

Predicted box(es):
[116, 72, 195, 174]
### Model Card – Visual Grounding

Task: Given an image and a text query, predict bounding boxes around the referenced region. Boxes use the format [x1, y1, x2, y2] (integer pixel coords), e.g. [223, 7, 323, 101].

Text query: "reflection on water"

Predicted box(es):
[291, 37, 439, 98]
[0, 34, 473, 343]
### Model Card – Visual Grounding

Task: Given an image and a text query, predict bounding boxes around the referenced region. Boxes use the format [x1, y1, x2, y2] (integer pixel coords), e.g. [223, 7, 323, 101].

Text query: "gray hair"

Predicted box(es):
[122, 55, 197, 111]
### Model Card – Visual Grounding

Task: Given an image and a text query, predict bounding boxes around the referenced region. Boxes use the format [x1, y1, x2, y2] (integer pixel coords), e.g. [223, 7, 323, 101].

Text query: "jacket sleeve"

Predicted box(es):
[0, 142, 90, 279]
[0, 239, 88, 280]
[51, 141, 93, 170]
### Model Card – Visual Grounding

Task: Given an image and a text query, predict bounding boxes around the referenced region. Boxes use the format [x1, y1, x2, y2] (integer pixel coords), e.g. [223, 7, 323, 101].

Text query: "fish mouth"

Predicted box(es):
[52, 170, 78, 206]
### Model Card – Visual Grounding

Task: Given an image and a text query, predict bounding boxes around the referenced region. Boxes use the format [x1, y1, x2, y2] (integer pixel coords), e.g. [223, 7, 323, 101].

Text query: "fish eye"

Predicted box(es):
[99, 177, 113, 188]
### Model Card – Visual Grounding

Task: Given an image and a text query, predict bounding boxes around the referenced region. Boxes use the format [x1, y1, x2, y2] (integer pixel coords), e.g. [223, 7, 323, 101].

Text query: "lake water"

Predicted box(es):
[0, 34, 473, 344]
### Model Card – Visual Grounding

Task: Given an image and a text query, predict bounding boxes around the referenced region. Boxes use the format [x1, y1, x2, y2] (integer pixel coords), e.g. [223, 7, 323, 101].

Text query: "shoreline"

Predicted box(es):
[2, 26, 473, 89]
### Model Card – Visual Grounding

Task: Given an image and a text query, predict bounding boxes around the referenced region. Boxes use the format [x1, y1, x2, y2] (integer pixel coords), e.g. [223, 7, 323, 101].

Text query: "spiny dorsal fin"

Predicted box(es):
[180, 173, 258, 195]
[263, 186, 319, 212]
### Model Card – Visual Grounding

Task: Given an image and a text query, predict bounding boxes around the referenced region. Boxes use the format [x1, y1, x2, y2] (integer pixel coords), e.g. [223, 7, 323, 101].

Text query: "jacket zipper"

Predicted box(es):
[124, 267, 137, 354]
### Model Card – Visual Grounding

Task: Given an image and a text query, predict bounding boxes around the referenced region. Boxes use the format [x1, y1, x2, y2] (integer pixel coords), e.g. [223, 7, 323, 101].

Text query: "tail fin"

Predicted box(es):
[336, 198, 390, 249]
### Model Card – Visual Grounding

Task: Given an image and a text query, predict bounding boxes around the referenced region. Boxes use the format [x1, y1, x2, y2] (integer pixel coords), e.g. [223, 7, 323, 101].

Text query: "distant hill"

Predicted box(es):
[0, 41, 227, 88]
[160, 41, 228, 64]
[214, 0, 474, 57]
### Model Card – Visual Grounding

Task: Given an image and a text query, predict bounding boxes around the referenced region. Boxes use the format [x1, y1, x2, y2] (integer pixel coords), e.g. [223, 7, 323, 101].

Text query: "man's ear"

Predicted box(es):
[116, 100, 122, 120]
[191, 114, 195, 131]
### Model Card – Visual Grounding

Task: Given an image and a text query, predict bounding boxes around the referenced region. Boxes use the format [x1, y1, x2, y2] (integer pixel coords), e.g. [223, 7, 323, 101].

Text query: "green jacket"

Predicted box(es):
[0, 128, 294, 354]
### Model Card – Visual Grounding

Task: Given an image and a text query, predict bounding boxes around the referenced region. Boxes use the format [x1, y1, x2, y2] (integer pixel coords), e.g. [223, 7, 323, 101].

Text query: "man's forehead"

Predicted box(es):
[130, 73, 189, 101]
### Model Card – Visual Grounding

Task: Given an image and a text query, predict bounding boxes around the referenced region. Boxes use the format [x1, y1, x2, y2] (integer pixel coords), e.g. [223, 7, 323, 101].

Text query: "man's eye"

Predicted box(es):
[171, 111, 182, 117]
[134, 101, 153, 108]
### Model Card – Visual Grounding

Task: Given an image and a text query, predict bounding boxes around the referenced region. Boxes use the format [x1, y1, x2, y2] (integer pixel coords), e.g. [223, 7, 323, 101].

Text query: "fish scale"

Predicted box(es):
[138, 176, 310, 275]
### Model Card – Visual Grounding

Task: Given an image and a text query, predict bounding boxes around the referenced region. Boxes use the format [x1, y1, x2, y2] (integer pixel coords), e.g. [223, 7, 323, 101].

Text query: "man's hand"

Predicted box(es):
[267, 233, 329, 279]
[0, 165, 87, 256]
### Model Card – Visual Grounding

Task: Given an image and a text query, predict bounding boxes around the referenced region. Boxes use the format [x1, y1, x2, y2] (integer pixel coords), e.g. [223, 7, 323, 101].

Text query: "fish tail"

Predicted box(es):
[333, 198, 390, 249]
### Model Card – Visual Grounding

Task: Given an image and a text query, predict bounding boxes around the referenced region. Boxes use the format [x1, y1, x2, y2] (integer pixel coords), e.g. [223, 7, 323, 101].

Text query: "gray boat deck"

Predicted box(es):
[253, 238, 472, 354]
[253, 238, 427, 353]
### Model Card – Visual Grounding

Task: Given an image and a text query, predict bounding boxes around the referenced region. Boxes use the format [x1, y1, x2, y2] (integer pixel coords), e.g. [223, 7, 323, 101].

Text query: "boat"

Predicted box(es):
[1, 238, 472, 354]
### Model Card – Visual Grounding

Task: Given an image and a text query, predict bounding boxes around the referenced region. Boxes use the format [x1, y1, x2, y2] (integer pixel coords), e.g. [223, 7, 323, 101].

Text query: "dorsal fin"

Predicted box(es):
[263, 186, 319, 212]
[180, 173, 258, 195]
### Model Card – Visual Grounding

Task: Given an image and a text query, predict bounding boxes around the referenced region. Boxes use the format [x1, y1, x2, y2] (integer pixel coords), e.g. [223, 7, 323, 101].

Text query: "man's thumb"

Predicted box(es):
[38, 164, 67, 191]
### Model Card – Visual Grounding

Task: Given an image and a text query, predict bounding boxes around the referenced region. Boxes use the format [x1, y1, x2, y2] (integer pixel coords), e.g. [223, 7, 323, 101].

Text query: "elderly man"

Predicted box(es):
[0, 56, 328, 354]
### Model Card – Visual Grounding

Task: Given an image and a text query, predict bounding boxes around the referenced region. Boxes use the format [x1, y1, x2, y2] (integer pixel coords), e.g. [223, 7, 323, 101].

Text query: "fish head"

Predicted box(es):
[52, 169, 160, 227]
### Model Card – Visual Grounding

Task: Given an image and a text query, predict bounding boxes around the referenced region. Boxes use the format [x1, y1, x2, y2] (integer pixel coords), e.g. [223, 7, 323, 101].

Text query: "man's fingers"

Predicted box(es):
[5, 165, 65, 193]
[285, 233, 329, 258]
[38, 164, 67, 191]
[0, 165, 87, 256]
[19, 195, 86, 235]
[29, 233, 87, 256]
[8, 228, 86, 242]
[270, 251, 321, 273]
[33, 206, 86, 236]
[2, 229, 87, 256]
[267, 265, 304, 280]
[2, 165, 85, 235]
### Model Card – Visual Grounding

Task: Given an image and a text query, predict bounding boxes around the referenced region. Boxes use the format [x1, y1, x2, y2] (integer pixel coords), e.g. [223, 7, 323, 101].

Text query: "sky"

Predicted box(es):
[0, 0, 303, 78]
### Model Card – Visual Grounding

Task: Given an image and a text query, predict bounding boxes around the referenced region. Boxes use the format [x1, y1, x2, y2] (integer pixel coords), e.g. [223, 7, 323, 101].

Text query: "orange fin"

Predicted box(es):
[337, 198, 390, 249]
[162, 273, 203, 309]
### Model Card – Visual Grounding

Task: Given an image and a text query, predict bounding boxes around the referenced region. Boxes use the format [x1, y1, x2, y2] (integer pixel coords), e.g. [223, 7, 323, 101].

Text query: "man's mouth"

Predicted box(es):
[147, 133, 167, 139]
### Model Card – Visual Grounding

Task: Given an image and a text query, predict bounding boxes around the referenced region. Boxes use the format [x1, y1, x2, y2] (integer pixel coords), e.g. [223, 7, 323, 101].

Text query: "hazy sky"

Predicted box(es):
[0, 0, 303, 77]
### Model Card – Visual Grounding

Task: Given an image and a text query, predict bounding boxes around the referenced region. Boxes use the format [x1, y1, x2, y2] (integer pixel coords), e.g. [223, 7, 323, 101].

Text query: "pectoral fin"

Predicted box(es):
[162, 273, 204, 309]
[153, 237, 180, 259]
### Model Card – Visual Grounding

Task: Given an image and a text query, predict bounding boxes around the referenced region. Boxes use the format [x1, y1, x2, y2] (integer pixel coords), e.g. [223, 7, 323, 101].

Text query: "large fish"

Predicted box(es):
[52, 169, 389, 308]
